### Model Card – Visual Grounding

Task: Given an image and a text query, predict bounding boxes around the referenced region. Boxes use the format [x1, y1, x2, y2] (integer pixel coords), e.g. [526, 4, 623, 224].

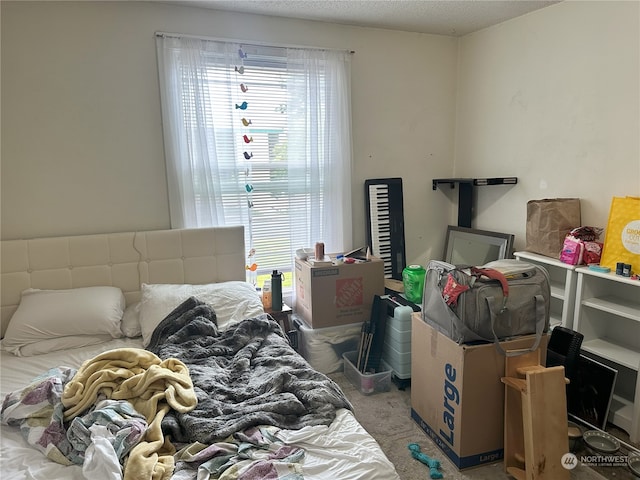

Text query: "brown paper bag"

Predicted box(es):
[526, 198, 581, 258]
[600, 196, 640, 273]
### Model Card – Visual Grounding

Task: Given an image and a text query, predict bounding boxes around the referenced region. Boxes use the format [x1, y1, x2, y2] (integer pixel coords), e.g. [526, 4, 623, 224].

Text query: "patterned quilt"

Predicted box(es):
[0, 367, 147, 466]
[172, 426, 304, 480]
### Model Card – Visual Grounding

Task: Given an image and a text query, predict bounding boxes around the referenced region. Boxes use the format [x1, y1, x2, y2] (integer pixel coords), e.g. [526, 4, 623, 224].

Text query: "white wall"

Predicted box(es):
[2, 1, 639, 263]
[455, 0, 640, 251]
[0, 1, 457, 266]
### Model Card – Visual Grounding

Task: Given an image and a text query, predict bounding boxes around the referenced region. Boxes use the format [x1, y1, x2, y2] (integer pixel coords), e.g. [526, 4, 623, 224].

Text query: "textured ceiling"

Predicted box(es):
[171, 0, 561, 36]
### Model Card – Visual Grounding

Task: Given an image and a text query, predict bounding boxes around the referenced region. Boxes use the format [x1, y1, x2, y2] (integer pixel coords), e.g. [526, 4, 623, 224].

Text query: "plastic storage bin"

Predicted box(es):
[342, 351, 392, 395]
[294, 317, 362, 374]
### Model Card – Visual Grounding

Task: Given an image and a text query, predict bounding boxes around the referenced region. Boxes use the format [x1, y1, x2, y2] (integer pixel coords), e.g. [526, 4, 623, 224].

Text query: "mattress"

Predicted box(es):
[0, 227, 400, 479]
[0, 338, 400, 480]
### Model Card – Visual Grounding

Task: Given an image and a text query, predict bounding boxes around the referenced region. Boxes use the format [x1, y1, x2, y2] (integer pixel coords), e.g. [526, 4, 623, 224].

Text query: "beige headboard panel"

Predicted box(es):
[1, 226, 245, 337]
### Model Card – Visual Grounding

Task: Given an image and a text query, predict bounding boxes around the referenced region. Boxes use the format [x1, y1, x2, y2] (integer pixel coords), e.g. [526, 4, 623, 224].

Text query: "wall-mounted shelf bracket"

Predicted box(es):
[432, 177, 518, 228]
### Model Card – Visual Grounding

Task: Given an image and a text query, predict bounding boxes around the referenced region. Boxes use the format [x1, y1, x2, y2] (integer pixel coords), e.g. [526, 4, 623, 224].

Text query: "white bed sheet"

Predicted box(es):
[0, 339, 400, 480]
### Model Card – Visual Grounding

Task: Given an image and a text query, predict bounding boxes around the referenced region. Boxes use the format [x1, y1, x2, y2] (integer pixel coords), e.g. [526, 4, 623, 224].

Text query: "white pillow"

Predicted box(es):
[2, 286, 125, 356]
[139, 281, 264, 347]
[10, 335, 113, 357]
[121, 302, 142, 338]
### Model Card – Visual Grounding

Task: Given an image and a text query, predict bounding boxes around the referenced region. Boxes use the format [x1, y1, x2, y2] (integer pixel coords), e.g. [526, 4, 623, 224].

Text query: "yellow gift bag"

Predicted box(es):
[600, 196, 640, 274]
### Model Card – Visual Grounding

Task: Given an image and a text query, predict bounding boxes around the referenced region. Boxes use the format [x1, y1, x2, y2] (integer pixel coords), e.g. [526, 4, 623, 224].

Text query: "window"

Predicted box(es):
[156, 35, 353, 284]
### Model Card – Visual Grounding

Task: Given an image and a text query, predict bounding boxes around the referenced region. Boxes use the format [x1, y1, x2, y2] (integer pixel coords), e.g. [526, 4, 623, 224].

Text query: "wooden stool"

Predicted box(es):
[501, 349, 570, 480]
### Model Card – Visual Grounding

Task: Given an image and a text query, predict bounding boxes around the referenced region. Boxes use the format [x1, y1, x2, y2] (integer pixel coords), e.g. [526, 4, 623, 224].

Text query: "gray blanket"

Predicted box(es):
[146, 297, 352, 444]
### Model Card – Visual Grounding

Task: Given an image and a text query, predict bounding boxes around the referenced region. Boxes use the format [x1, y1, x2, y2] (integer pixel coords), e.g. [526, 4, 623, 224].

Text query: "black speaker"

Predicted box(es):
[546, 326, 584, 381]
[546, 326, 584, 418]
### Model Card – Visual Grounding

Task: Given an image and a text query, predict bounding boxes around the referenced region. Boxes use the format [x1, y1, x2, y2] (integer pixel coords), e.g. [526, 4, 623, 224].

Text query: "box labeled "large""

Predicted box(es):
[294, 256, 384, 329]
[411, 313, 548, 469]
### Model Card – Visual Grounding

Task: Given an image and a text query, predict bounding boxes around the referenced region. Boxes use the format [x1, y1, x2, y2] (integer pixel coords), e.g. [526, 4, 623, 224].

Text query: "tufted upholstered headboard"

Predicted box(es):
[0, 226, 245, 337]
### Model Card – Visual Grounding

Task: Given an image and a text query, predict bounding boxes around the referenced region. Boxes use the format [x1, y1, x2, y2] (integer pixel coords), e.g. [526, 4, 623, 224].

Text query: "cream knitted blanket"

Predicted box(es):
[61, 348, 197, 480]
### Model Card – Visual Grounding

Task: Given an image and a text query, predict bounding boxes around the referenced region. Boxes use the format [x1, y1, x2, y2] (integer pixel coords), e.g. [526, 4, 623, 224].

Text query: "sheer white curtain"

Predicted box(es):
[156, 35, 353, 276]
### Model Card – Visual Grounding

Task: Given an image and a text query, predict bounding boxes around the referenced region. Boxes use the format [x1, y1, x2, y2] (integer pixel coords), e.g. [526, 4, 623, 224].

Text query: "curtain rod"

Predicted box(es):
[155, 31, 355, 54]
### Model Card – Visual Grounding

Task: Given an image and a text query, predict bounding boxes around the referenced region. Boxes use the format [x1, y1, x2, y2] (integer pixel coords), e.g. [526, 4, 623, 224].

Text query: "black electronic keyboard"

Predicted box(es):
[365, 178, 407, 280]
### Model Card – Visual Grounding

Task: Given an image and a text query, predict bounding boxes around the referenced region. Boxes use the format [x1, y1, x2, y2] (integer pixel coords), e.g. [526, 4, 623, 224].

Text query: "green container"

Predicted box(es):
[402, 264, 426, 304]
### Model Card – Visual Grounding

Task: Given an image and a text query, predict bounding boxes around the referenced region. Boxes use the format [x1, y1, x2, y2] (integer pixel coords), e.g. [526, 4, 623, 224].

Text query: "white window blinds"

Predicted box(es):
[156, 35, 353, 280]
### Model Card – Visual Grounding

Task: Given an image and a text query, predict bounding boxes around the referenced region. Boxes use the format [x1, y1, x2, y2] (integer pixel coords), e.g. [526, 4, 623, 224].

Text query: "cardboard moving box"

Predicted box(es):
[294, 256, 384, 329]
[411, 313, 548, 470]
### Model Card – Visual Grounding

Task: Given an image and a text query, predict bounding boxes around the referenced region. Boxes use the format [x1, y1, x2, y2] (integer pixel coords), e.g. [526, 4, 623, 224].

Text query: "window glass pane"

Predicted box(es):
[182, 47, 326, 278]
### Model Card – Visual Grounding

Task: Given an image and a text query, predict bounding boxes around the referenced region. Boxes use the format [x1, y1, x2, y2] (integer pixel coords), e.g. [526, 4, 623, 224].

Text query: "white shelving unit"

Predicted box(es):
[513, 251, 578, 330]
[573, 266, 640, 442]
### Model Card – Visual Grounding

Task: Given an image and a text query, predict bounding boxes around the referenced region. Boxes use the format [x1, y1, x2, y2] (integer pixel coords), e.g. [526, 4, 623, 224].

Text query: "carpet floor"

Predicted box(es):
[329, 371, 635, 480]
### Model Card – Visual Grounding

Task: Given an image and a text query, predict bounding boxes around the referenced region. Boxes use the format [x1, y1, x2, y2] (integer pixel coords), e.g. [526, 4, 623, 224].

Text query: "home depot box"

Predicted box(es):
[411, 313, 548, 469]
[294, 256, 384, 328]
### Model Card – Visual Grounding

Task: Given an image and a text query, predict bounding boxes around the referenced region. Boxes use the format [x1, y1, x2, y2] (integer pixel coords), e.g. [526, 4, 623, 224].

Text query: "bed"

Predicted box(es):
[0, 226, 400, 480]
